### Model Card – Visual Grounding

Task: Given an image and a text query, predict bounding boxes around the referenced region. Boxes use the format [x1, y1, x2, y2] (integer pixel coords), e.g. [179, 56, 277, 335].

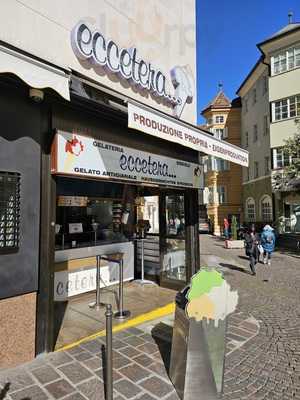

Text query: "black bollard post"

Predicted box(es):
[105, 304, 113, 400]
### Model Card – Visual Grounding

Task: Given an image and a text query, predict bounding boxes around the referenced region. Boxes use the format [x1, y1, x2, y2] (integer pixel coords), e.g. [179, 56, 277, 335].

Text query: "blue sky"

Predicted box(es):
[196, 0, 300, 124]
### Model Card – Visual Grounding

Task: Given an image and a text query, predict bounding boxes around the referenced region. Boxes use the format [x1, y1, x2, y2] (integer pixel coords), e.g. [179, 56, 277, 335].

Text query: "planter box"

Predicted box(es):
[225, 240, 244, 249]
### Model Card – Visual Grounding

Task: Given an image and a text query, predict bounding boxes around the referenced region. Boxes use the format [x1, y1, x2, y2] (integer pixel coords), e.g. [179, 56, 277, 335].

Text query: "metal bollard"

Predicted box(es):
[114, 259, 131, 319]
[105, 304, 113, 400]
[89, 255, 102, 309]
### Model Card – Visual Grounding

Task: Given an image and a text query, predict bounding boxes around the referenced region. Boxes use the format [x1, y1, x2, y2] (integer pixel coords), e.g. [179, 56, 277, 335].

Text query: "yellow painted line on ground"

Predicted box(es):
[56, 302, 175, 352]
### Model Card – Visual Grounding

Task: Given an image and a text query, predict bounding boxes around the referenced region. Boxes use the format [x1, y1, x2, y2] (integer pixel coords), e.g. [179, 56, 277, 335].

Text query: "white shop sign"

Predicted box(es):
[51, 131, 203, 189]
[128, 102, 249, 167]
[54, 266, 110, 301]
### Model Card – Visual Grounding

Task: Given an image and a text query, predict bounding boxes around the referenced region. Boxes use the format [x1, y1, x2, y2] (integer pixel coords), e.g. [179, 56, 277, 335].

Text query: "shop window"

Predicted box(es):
[246, 197, 255, 221]
[0, 171, 20, 253]
[261, 195, 272, 222]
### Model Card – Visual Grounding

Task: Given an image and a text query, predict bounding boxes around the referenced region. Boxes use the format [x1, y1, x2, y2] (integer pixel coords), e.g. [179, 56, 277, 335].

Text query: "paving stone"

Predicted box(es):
[114, 331, 133, 340]
[47, 352, 74, 367]
[81, 356, 102, 371]
[118, 346, 141, 358]
[114, 379, 142, 399]
[140, 376, 174, 397]
[80, 339, 102, 354]
[45, 379, 75, 399]
[73, 351, 94, 362]
[123, 336, 146, 347]
[58, 362, 92, 384]
[66, 346, 86, 356]
[0, 370, 34, 393]
[63, 393, 87, 400]
[10, 385, 49, 400]
[147, 362, 169, 379]
[136, 393, 157, 400]
[132, 354, 154, 367]
[112, 340, 128, 350]
[164, 392, 181, 400]
[113, 355, 131, 369]
[126, 327, 144, 336]
[119, 363, 151, 382]
[136, 342, 159, 354]
[31, 365, 60, 384]
[77, 377, 105, 400]
[139, 334, 156, 343]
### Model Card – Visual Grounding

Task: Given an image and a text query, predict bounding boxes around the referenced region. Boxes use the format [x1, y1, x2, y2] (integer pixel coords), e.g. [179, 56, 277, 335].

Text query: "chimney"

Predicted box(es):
[288, 11, 293, 24]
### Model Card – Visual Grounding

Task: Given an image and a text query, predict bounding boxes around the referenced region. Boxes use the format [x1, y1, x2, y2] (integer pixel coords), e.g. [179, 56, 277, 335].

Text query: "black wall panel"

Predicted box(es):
[0, 83, 41, 299]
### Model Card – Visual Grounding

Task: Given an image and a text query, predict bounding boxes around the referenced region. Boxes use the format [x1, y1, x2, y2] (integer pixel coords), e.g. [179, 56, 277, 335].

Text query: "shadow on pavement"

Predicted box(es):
[238, 255, 250, 261]
[0, 383, 10, 400]
[219, 263, 251, 275]
[151, 322, 173, 374]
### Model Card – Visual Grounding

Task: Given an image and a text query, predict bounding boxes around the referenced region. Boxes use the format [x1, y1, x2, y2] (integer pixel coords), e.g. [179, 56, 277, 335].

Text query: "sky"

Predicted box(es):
[196, 0, 300, 124]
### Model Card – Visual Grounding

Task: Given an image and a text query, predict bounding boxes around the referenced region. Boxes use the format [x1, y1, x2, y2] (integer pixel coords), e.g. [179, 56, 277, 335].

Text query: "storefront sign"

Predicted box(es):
[57, 196, 88, 207]
[51, 131, 203, 189]
[54, 266, 110, 300]
[128, 102, 249, 167]
[71, 21, 193, 118]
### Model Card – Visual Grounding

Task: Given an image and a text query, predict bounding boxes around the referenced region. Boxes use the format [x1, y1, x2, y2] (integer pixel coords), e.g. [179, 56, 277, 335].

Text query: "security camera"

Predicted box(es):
[29, 88, 44, 103]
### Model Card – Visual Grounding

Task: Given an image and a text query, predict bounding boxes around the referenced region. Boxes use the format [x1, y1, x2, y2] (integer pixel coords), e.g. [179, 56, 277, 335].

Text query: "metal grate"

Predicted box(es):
[0, 171, 20, 253]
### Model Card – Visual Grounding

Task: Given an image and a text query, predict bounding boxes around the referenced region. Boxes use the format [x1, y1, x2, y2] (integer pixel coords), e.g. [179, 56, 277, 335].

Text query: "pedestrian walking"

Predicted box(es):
[261, 224, 276, 266]
[244, 225, 260, 275]
[223, 218, 229, 239]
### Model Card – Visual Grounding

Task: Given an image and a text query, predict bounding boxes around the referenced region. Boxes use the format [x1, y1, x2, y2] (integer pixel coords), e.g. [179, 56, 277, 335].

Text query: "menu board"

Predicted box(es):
[58, 196, 88, 207]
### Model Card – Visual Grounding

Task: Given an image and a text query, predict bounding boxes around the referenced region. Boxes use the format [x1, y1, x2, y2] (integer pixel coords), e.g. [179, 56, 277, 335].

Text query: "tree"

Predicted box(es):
[272, 123, 300, 191]
[283, 129, 300, 180]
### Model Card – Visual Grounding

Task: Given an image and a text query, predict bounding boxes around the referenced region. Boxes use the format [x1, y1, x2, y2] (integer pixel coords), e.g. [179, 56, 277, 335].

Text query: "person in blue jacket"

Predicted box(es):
[261, 224, 276, 266]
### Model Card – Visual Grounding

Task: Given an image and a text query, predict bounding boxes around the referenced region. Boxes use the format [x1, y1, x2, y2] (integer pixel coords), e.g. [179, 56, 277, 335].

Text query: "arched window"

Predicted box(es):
[261, 195, 272, 222]
[246, 197, 255, 222]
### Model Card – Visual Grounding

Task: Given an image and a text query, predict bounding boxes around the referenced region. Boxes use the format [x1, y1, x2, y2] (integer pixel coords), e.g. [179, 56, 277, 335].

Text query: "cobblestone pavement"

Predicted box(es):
[0, 326, 180, 400]
[0, 235, 299, 400]
[200, 234, 300, 400]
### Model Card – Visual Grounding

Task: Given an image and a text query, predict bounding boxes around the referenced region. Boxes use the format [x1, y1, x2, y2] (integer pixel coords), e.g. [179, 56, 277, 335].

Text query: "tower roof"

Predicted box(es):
[201, 90, 231, 114]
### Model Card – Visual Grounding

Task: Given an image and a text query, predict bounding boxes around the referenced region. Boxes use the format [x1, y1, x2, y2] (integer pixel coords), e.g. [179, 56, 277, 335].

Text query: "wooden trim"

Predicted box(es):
[54, 257, 108, 272]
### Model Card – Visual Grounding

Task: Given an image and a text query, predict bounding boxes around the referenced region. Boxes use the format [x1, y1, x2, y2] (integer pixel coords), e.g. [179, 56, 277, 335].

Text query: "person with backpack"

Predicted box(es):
[261, 224, 276, 266]
[244, 224, 260, 275]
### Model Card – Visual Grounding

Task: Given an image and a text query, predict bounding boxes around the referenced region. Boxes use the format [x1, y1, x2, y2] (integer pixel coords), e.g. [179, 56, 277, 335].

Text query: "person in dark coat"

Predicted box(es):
[244, 225, 260, 275]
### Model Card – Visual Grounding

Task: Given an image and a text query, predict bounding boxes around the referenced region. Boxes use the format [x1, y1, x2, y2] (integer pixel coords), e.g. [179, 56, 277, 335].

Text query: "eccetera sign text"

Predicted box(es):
[71, 21, 194, 118]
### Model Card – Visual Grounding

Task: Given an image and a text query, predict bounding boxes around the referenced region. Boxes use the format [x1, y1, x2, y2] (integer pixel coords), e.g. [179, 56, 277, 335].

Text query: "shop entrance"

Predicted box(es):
[52, 176, 199, 348]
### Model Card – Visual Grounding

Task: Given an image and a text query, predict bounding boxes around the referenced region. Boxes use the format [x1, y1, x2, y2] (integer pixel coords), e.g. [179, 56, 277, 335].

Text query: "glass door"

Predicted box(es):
[160, 192, 187, 289]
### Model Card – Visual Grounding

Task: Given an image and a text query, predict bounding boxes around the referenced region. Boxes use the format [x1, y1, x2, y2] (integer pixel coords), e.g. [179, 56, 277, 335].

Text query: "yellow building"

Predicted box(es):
[201, 88, 243, 235]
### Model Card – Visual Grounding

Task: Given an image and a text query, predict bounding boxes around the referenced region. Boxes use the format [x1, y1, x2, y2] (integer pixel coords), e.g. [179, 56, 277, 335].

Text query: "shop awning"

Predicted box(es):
[0, 45, 70, 101]
[128, 102, 249, 167]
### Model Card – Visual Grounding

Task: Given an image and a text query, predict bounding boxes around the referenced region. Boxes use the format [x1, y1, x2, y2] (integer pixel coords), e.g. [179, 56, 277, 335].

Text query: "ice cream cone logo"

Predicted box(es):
[65, 136, 84, 156]
[63, 135, 84, 173]
[186, 269, 238, 327]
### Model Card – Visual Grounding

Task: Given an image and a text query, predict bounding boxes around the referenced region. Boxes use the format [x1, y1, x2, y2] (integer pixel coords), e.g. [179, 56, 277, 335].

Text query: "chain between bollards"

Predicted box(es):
[105, 303, 113, 400]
